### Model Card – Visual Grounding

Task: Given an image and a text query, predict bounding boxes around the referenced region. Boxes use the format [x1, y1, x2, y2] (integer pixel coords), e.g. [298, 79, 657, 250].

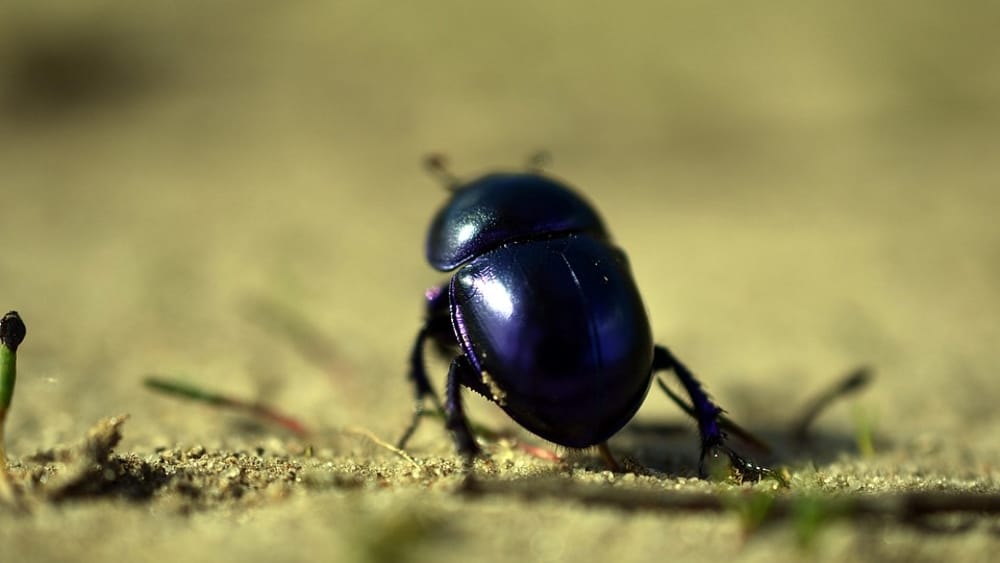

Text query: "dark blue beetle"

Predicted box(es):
[399, 159, 769, 481]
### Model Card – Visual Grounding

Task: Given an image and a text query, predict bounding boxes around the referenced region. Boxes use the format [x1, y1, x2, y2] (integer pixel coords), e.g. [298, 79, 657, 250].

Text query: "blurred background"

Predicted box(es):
[0, 1, 998, 460]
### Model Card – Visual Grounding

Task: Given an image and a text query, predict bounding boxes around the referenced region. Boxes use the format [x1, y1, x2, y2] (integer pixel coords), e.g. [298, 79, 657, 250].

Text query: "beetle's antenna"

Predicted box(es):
[424, 153, 462, 191]
[526, 150, 551, 173]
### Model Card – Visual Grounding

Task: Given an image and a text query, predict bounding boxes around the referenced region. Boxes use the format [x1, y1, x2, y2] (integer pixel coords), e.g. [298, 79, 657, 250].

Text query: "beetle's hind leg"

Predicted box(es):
[653, 345, 773, 483]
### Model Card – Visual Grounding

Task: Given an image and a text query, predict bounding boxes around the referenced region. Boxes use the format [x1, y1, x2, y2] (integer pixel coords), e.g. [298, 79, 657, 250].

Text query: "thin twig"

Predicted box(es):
[461, 477, 1000, 525]
[345, 426, 423, 470]
[791, 366, 873, 443]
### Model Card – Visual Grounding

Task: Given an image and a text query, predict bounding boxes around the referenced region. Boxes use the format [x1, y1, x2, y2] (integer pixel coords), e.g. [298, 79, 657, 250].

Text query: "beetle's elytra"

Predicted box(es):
[398, 160, 770, 481]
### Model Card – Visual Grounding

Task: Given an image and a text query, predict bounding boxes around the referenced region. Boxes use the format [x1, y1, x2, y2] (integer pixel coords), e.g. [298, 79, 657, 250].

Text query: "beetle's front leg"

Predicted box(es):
[445, 355, 481, 458]
[397, 285, 453, 450]
[653, 345, 772, 482]
[397, 325, 445, 449]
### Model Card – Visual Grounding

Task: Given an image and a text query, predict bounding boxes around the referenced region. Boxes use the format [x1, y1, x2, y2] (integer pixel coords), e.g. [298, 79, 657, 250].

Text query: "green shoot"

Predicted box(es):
[0, 311, 27, 467]
[144, 375, 311, 438]
[728, 489, 777, 537]
[792, 494, 847, 550]
[853, 404, 877, 458]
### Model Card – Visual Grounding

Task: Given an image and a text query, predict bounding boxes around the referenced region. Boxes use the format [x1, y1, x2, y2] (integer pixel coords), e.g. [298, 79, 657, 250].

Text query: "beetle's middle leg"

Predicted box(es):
[652, 345, 772, 482]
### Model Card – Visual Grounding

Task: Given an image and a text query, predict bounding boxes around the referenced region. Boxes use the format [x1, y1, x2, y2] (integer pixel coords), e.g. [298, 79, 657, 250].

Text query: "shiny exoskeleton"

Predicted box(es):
[398, 168, 769, 481]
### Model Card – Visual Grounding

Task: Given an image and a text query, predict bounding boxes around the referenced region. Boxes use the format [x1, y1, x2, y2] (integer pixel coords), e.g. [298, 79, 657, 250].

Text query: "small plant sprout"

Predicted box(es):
[852, 404, 877, 458]
[144, 375, 312, 438]
[0, 311, 27, 468]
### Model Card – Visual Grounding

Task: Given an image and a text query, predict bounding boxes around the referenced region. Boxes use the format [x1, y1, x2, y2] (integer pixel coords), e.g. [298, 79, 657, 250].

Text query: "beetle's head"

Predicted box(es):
[423, 158, 609, 271]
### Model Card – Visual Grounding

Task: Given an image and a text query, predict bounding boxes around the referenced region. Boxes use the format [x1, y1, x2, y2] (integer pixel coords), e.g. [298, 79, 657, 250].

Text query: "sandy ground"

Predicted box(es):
[1, 2, 999, 561]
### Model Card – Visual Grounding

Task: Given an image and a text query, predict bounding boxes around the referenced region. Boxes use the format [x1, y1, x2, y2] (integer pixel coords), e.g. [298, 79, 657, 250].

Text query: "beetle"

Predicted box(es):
[397, 157, 770, 481]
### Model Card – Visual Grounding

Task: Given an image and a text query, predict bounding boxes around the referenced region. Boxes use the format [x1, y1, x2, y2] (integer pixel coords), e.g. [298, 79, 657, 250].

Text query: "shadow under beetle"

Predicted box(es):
[398, 157, 771, 482]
